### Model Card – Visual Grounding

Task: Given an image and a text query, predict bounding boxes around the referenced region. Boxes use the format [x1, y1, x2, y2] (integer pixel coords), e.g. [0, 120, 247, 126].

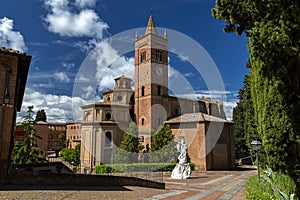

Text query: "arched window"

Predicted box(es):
[105, 131, 112, 146]
[176, 107, 181, 116]
[141, 86, 145, 96]
[105, 112, 112, 120]
[142, 118, 145, 125]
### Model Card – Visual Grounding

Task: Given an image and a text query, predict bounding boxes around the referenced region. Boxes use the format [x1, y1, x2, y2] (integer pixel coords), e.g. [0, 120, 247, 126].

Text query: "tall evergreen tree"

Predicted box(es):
[233, 75, 257, 159]
[213, 0, 300, 188]
[12, 106, 45, 164]
[35, 109, 47, 122]
[114, 122, 143, 163]
[150, 124, 178, 163]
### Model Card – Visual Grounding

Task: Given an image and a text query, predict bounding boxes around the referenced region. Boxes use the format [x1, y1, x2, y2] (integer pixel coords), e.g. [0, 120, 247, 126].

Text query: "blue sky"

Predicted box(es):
[0, 0, 249, 122]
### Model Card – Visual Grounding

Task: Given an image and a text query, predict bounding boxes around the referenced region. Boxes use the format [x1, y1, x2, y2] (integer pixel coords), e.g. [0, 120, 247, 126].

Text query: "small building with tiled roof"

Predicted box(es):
[165, 113, 234, 170]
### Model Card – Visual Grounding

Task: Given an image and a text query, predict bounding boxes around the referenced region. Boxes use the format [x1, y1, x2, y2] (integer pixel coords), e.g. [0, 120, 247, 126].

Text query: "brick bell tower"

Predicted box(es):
[134, 16, 168, 145]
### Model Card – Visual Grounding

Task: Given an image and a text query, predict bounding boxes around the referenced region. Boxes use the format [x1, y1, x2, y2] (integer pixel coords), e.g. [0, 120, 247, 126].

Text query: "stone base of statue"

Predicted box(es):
[171, 163, 191, 179]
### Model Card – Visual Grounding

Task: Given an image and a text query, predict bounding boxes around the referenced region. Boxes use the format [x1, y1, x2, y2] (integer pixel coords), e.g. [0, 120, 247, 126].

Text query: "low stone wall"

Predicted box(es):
[8, 173, 165, 189]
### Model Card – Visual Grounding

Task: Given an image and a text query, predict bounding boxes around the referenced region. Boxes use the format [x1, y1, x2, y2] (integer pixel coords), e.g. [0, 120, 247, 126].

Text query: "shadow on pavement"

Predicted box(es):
[188, 176, 209, 179]
[235, 165, 257, 171]
[0, 184, 132, 191]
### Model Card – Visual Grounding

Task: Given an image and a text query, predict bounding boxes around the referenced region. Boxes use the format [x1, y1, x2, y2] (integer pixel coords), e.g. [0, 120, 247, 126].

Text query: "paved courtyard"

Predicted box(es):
[0, 167, 256, 200]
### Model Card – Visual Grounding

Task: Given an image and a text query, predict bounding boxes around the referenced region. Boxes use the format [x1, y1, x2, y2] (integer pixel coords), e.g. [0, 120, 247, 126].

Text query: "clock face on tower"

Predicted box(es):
[156, 66, 163, 76]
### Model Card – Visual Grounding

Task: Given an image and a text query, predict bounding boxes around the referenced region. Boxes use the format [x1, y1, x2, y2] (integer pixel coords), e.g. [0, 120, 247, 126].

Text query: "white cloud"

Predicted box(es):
[43, 0, 109, 39]
[184, 72, 194, 77]
[0, 17, 27, 52]
[74, 0, 96, 8]
[17, 88, 90, 123]
[32, 80, 54, 89]
[62, 62, 75, 71]
[82, 85, 94, 99]
[75, 74, 90, 82]
[54, 72, 70, 83]
[74, 39, 98, 53]
[91, 41, 135, 90]
[223, 101, 237, 121]
[177, 54, 189, 62]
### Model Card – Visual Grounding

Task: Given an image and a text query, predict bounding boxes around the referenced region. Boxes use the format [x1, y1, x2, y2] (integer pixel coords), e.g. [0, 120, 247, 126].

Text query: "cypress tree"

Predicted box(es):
[233, 75, 257, 159]
[150, 124, 178, 163]
[114, 122, 143, 163]
[213, 0, 300, 188]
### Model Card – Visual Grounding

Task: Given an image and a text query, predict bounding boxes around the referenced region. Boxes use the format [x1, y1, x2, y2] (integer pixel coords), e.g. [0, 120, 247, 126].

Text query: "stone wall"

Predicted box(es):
[8, 173, 165, 189]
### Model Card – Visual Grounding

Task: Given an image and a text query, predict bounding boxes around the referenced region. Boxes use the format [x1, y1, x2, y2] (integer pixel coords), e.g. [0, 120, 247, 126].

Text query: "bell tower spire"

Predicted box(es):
[145, 15, 157, 35]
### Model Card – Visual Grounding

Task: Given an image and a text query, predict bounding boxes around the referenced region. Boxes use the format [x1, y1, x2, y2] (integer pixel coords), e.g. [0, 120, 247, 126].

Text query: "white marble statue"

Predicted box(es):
[171, 136, 191, 179]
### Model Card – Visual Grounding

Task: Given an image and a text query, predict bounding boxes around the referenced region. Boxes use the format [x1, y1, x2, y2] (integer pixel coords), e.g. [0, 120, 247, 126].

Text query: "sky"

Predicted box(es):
[0, 0, 249, 122]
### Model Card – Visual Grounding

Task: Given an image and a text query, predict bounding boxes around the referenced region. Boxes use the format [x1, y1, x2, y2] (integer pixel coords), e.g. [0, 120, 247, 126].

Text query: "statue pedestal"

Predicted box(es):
[171, 163, 191, 179]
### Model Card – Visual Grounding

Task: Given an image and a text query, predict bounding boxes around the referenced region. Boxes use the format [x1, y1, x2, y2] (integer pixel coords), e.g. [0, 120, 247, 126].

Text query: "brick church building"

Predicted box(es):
[80, 16, 235, 171]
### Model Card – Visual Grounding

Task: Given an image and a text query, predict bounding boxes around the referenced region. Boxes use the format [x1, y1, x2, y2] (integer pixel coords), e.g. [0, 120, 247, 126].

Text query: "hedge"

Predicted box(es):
[94, 162, 195, 174]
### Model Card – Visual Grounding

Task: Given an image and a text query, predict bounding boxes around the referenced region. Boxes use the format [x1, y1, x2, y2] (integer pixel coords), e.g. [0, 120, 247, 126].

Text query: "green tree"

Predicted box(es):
[213, 0, 300, 190]
[12, 106, 45, 164]
[149, 124, 178, 163]
[35, 109, 47, 122]
[59, 144, 80, 165]
[114, 122, 143, 163]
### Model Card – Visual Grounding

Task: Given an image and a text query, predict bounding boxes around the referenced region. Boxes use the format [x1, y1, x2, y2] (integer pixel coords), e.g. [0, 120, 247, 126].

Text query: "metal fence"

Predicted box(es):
[48, 158, 166, 183]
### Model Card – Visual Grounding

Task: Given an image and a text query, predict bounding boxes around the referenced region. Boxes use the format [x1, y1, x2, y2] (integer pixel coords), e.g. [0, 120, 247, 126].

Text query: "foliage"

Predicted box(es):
[12, 106, 45, 164]
[246, 166, 298, 200]
[35, 109, 47, 122]
[114, 122, 143, 163]
[59, 144, 80, 165]
[94, 162, 195, 174]
[58, 132, 66, 147]
[213, 0, 300, 190]
[233, 75, 257, 159]
[149, 124, 178, 163]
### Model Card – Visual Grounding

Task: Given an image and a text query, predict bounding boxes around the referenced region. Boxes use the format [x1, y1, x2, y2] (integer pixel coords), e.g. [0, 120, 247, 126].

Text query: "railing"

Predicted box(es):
[94, 171, 166, 183]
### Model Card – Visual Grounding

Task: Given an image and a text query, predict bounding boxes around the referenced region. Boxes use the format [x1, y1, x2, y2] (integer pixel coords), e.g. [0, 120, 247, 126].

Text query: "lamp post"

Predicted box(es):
[251, 140, 262, 182]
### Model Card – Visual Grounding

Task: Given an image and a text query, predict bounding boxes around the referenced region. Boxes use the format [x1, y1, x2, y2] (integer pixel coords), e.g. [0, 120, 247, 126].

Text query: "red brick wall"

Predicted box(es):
[0, 53, 21, 183]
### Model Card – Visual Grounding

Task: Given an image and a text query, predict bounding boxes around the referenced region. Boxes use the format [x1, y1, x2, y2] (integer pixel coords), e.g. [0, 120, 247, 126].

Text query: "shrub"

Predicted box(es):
[246, 166, 297, 200]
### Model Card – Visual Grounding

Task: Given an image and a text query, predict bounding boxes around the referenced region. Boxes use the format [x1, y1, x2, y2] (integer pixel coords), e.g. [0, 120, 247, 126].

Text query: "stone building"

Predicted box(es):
[0, 47, 31, 183]
[66, 121, 81, 148]
[80, 16, 234, 171]
[81, 76, 133, 167]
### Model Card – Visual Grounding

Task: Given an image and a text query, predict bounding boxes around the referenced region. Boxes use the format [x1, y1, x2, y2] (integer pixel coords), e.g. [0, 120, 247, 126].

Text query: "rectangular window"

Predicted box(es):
[157, 85, 161, 96]
[156, 51, 162, 61]
[141, 86, 145, 96]
[140, 52, 146, 62]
